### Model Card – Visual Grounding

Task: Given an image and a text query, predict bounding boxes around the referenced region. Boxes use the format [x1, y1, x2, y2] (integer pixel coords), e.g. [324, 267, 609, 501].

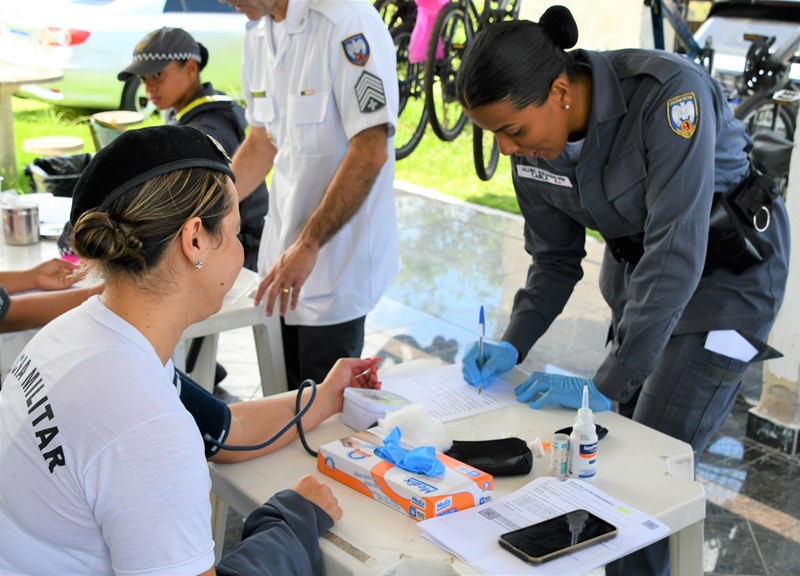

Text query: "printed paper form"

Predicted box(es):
[418, 476, 670, 575]
[379, 364, 524, 422]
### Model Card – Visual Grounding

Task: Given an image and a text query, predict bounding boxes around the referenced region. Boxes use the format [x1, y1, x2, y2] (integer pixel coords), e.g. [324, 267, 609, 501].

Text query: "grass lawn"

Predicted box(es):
[8, 96, 520, 214]
[395, 123, 519, 214]
[8, 97, 161, 191]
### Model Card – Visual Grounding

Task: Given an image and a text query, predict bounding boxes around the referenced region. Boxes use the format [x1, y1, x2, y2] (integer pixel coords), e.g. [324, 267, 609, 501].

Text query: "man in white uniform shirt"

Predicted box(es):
[224, 0, 399, 389]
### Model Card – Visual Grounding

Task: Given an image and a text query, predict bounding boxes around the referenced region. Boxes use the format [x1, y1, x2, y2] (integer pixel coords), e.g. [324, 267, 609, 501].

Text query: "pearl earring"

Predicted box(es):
[565, 104, 571, 110]
[194, 259, 204, 271]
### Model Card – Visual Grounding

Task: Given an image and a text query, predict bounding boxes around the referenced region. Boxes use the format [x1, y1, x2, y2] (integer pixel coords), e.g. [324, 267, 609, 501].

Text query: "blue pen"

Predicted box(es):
[478, 305, 485, 395]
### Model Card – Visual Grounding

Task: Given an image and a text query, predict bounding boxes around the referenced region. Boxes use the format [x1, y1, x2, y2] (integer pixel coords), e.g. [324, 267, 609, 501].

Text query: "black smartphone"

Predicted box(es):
[498, 509, 618, 565]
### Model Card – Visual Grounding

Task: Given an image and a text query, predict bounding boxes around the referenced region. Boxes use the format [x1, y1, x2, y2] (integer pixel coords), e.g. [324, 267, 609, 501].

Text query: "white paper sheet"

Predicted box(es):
[379, 364, 522, 422]
[704, 329, 758, 362]
[36, 195, 72, 225]
[418, 476, 669, 575]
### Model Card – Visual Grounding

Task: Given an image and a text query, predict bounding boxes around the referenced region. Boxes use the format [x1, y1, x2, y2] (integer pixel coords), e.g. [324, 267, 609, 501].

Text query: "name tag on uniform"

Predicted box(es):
[516, 165, 573, 188]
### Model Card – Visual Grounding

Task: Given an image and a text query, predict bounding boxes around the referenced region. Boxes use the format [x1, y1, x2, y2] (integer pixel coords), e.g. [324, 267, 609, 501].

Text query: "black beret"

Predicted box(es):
[70, 125, 235, 226]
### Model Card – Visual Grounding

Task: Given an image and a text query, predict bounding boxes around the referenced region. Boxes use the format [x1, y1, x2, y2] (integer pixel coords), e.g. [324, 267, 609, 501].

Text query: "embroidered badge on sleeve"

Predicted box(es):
[342, 33, 370, 67]
[667, 92, 698, 139]
[355, 71, 386, 112]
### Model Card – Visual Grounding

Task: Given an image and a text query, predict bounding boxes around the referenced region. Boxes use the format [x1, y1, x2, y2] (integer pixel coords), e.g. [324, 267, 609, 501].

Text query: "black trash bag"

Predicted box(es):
[24, 153, 93, 197]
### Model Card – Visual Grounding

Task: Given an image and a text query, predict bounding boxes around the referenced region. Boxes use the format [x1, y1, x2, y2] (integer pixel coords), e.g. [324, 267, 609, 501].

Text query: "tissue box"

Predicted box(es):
[341, 387, 411, 430]
[317, 430, 493, 521]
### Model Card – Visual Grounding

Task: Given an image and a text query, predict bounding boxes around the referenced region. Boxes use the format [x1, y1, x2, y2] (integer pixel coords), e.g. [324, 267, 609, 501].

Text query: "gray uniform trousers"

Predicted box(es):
[606, 322, 772, 575]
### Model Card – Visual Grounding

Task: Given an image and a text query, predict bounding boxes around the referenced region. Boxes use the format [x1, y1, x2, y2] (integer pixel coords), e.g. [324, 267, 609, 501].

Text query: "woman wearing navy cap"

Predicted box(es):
[0, 125, 380, 575]
[119, 26, 267, 272]
[456, 6, 789, 575]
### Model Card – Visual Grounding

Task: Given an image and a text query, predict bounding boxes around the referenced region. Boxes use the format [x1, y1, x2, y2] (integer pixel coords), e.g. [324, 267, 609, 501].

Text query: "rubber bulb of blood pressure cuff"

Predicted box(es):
[568, 385, 598, 482]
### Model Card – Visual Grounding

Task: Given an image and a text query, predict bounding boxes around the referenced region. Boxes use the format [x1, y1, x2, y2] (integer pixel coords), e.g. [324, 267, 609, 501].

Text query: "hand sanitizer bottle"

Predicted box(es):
[568, 385, 598, 482]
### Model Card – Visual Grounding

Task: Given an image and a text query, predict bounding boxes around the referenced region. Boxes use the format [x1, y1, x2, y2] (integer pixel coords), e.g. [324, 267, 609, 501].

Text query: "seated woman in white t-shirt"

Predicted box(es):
[0, 125, 381, 576]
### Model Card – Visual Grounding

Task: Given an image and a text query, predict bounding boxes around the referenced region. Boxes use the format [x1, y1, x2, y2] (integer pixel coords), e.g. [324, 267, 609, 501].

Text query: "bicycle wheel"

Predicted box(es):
[374, 0, 416, 33]
[393, 28, 428, 160]
[424, 3, 472, 142]
[473, 123, 499, 181]
[735, 90, 797, 141]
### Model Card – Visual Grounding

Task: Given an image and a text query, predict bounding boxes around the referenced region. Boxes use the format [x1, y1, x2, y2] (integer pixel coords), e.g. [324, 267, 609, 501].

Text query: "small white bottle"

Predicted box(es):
[568, 385, 598, 482]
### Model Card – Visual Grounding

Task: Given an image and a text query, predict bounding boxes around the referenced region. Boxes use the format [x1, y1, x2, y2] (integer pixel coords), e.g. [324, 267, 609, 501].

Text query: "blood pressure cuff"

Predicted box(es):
[444, 437, 532, 476]
[707, 170, 780, 274]
[0, 286, 9, 322]
[173, 368, 231, 459]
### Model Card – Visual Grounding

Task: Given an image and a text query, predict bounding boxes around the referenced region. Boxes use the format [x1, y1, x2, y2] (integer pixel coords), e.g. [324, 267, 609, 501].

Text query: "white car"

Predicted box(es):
[0, 0, 249, 111]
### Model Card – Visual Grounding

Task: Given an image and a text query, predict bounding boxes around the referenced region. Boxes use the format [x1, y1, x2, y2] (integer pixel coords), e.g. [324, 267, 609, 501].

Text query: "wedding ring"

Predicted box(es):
[281, 288, 290, 294]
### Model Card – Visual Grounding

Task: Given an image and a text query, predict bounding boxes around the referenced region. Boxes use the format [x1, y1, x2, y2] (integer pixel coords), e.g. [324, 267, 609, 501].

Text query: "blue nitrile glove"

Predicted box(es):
[374, 427, 445, 477]
[461, 341, 518, 388]
[515, 373, 612, 412]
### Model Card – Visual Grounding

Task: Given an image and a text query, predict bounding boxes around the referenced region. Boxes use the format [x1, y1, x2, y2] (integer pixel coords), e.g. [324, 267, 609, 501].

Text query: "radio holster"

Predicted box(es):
[707, 170, 779, 274]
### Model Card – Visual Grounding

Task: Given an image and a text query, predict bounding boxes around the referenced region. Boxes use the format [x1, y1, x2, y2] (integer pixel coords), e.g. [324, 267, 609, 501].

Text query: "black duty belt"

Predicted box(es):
[602, 168, 780, 273]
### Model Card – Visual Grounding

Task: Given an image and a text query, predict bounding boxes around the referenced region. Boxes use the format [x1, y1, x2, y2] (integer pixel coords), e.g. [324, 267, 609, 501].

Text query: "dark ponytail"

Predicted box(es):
[456, 5, 579, 110]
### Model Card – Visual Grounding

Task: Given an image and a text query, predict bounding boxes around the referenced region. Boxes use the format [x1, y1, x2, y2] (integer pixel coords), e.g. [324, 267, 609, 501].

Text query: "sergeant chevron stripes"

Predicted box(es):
[354, 71, 386, 113]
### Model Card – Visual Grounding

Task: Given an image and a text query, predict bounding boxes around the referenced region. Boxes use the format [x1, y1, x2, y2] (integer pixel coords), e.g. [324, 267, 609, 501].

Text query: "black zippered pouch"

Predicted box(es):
[445, 437, 532, 476]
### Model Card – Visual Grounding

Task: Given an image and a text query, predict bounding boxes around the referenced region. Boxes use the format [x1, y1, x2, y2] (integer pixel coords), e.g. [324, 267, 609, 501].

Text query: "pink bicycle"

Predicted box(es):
[375, 0, 520, 179]
[422, 0, 520, 180]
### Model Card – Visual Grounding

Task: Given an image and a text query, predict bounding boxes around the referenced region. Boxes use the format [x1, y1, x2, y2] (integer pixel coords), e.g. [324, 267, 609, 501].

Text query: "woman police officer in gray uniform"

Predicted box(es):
[457, 6, 789, 574]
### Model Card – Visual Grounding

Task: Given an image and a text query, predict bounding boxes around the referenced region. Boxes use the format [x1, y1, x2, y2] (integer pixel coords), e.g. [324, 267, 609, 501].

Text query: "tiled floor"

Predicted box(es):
[214, 183, 800, 575]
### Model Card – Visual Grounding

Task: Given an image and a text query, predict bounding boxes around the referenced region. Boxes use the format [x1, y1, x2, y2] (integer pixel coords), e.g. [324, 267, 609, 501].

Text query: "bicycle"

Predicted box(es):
[374, 0, 429, 159]
[735, 31, 800, 196]
[647, 0, 798, 194]
[733, 31, 800, 141]
[646, 0, 714, 73]
[424, 0, 521, 180]
[647, 0, 798, 141]
[374, 0, 417, 33]
[392, 25, 429, 159]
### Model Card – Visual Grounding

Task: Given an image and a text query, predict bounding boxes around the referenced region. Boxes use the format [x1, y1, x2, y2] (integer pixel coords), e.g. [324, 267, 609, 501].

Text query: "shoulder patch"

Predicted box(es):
[342, 33, 370, 67]
[355, 71, 386, 113]
[667, 92, 698, 139]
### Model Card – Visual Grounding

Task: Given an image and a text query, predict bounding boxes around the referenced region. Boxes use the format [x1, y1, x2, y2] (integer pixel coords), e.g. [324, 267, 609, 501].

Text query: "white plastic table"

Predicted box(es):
[173, 268, 287, 396]
[208, 366, 705, 575]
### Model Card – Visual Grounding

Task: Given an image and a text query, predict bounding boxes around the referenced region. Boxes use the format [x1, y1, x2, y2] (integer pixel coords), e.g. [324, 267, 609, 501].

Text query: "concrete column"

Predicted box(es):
[747, 119, 800, 455]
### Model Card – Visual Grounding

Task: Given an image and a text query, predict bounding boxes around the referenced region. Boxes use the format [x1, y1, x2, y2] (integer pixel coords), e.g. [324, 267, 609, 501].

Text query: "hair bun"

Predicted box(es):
[540, 5, 578, 50]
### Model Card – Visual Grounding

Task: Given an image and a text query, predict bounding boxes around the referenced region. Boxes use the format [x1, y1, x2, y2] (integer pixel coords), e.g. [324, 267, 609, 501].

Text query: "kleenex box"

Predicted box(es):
[342, 388, 411, 430]
[317, 430, 494, 521]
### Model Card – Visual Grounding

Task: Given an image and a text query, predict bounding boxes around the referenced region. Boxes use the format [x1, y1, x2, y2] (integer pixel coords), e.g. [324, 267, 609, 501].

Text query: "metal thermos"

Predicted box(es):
[3, 203, 40, 245]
